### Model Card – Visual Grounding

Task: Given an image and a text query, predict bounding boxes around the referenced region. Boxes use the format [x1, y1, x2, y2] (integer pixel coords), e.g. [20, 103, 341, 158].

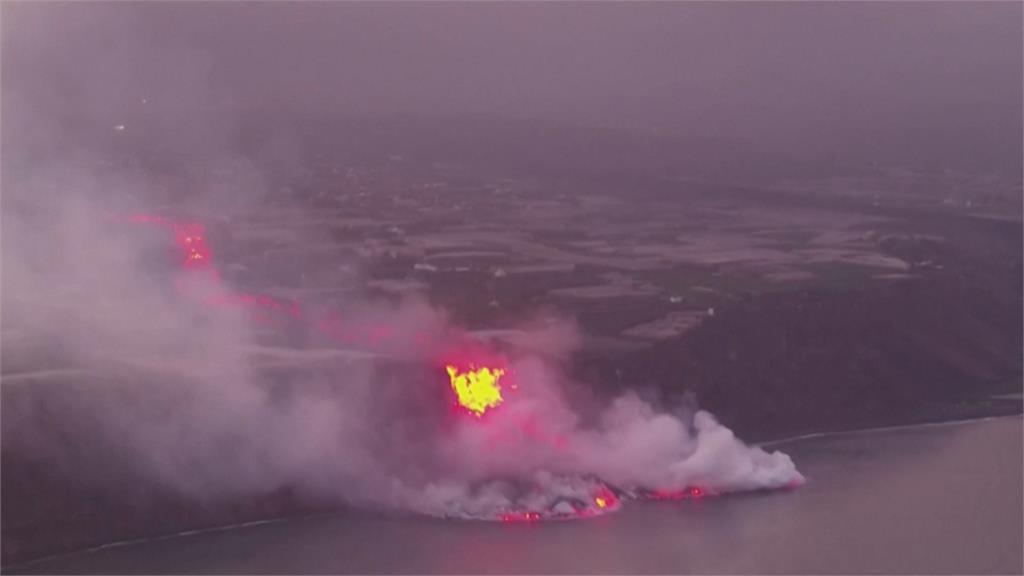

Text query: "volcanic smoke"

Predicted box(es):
[2, 196, 804, 525]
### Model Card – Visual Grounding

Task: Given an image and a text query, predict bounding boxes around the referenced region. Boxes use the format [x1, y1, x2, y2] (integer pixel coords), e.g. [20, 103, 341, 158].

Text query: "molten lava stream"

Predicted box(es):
[445, 364, 506, 417]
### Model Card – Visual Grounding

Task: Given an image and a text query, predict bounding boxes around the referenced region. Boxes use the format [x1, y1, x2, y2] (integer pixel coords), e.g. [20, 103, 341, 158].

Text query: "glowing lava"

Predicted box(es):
[500, 511, 542, 523]
[175, 225, 212, 268]
[591, 485, 620, 512]
[648, 486, 713, 500]
[446, 364, 505, 417]
[127, 214, 214, 272]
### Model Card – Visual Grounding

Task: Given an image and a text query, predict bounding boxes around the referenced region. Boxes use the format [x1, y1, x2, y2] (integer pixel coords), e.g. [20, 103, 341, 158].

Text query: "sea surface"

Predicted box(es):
[13, 416, 1022, 574]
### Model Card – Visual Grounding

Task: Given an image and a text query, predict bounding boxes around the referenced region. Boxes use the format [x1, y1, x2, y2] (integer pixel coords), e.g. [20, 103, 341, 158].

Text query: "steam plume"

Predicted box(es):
[1, 166, 802, 522]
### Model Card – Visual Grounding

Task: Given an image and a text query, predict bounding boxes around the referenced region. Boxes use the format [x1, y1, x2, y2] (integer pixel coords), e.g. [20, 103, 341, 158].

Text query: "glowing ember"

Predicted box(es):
[446, 364, 505, 417]
[590, 485, 620, 513]
[126, 214, 214, 271]
[500, 511, 542, 523]
[172, 224, 213, 269]
[123, 213, 412, 350]
[648, 486, 715, 501]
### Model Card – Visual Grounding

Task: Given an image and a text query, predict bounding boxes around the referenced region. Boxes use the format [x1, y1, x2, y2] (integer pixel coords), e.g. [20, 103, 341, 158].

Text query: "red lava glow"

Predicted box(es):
[649, 486, 715, 501]
[500, 511, 542, 523]
[127, 214, 298, 320]
[592, 485, 620, 511]
[173, 224, 213, 268]
[125, 213, 431, 352]
[121, 214, 783, 523]
[127, 214, 216, 273]
[499, 484, 621, 522]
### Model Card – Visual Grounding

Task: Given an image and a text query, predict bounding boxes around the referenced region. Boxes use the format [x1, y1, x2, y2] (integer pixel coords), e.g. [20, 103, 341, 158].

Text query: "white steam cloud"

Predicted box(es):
[1, 164, 802, 524]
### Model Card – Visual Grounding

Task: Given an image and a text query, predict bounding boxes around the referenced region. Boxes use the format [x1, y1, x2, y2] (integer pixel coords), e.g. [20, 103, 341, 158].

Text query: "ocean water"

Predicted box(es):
[13, 417, 1022, 574]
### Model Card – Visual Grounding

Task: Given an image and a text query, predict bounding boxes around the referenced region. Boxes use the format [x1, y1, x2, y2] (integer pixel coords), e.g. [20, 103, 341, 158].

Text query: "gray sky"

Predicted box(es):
[3, 1, 1021, 173]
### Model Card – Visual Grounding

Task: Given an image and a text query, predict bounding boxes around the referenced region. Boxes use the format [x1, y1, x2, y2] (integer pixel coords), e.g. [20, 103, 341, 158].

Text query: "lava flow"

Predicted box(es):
[124, 213, 427, 350]
[120, 213, 800, 525]
[647, 486, 714, 500]
[446, 364, 506, 417]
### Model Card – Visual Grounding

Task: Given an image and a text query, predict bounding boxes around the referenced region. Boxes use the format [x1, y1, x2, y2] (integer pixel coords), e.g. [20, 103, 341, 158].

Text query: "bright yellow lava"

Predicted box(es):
[595, 497, 608, 509]
[446, 365, 505, 417]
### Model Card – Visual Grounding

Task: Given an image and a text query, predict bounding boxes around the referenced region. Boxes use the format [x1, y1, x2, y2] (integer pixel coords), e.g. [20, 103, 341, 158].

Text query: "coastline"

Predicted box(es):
[6, 410, 1021, 573]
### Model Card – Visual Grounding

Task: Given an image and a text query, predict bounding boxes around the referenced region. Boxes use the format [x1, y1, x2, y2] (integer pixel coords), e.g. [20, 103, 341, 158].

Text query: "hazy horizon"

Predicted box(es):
[3, 1, 1022, 176]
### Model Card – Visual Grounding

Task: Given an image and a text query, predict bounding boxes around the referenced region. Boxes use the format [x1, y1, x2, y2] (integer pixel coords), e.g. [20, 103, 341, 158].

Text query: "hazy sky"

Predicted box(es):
[3, 1, 1021, 172]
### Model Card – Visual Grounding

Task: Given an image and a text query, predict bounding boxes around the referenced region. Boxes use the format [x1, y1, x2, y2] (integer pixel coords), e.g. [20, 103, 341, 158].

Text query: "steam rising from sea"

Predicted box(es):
[2, 177, 802, 522]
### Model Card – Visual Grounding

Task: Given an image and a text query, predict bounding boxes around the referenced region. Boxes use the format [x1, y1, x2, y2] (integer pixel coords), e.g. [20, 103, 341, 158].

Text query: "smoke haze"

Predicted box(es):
[3, 2, 1021, 175]
[4, 0, 1014, 528]
[2, 164, 800, 518]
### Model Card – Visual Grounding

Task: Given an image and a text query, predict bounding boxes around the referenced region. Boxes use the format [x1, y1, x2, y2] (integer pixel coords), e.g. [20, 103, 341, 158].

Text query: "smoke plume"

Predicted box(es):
[1, 163, 802, 522]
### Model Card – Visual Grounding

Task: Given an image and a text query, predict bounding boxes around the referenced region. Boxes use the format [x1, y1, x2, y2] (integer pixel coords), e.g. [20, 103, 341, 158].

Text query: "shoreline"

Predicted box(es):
[758, 411, 1022, 449]
[6, 410, 1021, 573]
[753, 393, 1023, 447]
